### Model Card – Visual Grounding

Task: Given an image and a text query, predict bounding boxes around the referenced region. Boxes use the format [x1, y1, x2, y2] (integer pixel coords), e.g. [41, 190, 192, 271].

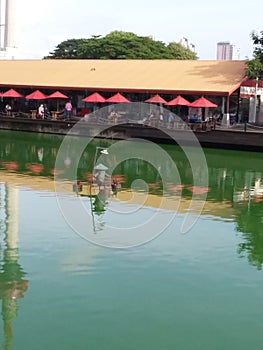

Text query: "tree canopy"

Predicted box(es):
[246, 30, 263, 79]
[44, 31, 197, 60]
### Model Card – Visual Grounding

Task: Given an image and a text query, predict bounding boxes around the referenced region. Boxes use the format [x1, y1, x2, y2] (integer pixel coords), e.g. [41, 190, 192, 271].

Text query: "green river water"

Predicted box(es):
[0, 130, 263, 349]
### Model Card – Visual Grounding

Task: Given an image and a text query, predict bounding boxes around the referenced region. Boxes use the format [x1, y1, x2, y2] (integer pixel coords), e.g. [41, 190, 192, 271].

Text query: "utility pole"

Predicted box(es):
[248, 76, 259, 124]
[254, 76, 259, 124]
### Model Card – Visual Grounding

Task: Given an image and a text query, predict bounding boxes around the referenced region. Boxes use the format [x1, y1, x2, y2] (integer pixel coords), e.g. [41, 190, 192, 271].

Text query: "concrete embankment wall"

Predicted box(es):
[0, 117, 262, 152]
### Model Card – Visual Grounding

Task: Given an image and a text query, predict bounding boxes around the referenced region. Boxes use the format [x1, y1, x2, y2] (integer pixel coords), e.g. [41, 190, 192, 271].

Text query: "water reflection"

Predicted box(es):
[92, 189, 110, 214]
[90, 189, 110, 233]
[1, 131, 263, 266]
[78, 182, 120, 233]
[0, 184, 28, 350]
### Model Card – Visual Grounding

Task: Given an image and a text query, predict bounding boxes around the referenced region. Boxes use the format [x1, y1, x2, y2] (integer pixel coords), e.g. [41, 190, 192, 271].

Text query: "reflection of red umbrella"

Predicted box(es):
[26, 163, 44, 174]
[82, 92, 106, 103]
[111, 174, 126, 183]
[1, 161, 18, 171]
[50, 168, 64, 176]
[166, 183, 185, 192]
[166, 95, 190, 106]
[189, 96, 217, 108]
[83, 172, 94, 182]
[2, 89, 24, 98]
[106, 93, 130, 103]
[145, 94, 167, 104]
[47, 91, 68, 111]
[26, 90, 47, 100]
[187, 186, 211, 194]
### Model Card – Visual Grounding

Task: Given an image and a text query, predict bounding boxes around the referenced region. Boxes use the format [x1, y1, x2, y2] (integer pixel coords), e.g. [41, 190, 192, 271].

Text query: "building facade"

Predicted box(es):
[217, 41, 240, 60]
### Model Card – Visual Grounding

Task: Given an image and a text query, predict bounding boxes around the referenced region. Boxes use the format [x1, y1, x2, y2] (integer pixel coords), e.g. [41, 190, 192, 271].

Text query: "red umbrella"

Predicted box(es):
[166, 95, 190, 106]
[26, 90, 47, 100]
[145, 94, 167, 104]
[2, 88, 24, 98]
[2, 89, 24, 116]
[106, 93, 130, 103]
[47, 90, 69, 111]
[47, 91, 68, 99]
[189, 96, 217, 108]
[82, 92, 106, 103]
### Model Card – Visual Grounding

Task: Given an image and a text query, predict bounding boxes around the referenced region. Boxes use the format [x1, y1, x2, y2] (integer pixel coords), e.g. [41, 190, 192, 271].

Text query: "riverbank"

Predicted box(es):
[0, 116, 263, 152]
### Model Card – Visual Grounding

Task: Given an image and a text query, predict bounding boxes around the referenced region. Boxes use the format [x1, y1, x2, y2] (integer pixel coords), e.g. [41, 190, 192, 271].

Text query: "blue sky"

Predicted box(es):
[16, 0, 262, 59]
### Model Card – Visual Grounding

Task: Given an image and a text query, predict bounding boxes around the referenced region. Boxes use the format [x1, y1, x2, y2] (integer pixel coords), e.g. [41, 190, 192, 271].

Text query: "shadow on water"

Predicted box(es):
[0, 130, 263, 268]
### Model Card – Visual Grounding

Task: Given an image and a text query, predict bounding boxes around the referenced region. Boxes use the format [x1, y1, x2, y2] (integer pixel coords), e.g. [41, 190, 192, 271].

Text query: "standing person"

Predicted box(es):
[65, 100, 73, 121]
[168, 112, 175, 128]
[5, 104, 12, 116]
[159, 112, 164, 126]
[43, 104, 50, 119]
[38, 104, 44, 119]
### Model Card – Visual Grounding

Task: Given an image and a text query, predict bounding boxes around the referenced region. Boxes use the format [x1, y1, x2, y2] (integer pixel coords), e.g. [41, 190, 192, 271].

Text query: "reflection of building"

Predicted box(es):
[0, 183, 28, 350]
[92, 189, 109, 214]
[79, 183, 112, 233]
[234, 177, 263, 203]
[216, 41, 240, 60]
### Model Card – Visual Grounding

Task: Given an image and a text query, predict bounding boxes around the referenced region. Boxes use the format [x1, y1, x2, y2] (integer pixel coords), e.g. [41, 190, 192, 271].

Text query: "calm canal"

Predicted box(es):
[0, 130, 263, 350]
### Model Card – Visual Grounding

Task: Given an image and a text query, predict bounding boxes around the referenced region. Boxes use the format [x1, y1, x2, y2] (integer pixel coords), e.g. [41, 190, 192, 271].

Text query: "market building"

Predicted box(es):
[0, 59, 261, 124]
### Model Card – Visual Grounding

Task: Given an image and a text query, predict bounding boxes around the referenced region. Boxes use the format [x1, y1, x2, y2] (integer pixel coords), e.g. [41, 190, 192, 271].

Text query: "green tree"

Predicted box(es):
[45, 31, 197, 60]
[44, 39, 85, 59]
[167, 42, 197, 60]
[246, 30, 263, 79]
[251, 30, 263, 62]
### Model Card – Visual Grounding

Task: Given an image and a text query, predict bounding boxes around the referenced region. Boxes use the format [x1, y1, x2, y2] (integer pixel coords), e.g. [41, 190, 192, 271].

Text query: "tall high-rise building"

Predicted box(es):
[0, 0, 17, 59]
[179, 37, 196, 52]
[216, 41, 240, 60]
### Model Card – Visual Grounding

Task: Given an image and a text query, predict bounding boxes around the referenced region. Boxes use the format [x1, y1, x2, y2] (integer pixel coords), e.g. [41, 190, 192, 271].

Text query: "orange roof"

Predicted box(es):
[0, 59, 247, 96]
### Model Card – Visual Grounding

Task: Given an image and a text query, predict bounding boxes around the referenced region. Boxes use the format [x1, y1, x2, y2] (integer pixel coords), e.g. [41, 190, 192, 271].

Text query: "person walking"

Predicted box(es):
[65, 100, 73, 121]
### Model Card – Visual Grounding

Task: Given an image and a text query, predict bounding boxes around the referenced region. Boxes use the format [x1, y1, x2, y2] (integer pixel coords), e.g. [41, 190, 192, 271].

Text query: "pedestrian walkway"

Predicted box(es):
[217, 123, 263, 133]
